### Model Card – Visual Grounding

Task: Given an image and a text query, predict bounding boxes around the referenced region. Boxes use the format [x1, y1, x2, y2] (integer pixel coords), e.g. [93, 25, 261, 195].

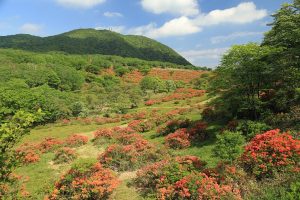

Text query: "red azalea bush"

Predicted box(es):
[134, 156, 207, 196]
[53, 147, 77, 164]
[99, 139, 164, 171]
[47, 162, 120, 200]
[15, 143, 40, 164]
[37, 138, 64, 153]
[135, 156, 242, 200]
[115, 133, 144, 145]
[64, 135, 89, 148]
[128, 120, 154, 132]
[165, 129, 191, 149]
[241, 129, 300, 178]
[145, 100, 161, 106]
[158, 172, 242, 200]
[93, 128, 114, 145]
[16, 149, 40, 164]
[188, 121, 208, 141]
[144, 88, 205, 106]
[158, 119, 191, 136]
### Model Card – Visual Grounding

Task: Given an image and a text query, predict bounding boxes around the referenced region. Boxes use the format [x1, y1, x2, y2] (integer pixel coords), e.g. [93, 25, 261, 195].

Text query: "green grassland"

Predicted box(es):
[15, 95, 221, 199]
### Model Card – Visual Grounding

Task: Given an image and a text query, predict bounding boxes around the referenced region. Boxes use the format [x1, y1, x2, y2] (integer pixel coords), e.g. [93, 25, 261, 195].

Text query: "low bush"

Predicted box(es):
[64, 135, 89, 148]
[37, 138, 63, 153]
[236, 120, 271, 140]
[134, 156, 208, 197]
[165, 129, 191, 149]
[158, 119, 191, 136]
[241, 129, 300, 179]
[92, 128, 114, 145]
[47, 160, 119, 200]
[99, 139, 165, 171]
[214, 131, 245, 162]
[128, 120, 154, 132]
[53, 147, 77, 164]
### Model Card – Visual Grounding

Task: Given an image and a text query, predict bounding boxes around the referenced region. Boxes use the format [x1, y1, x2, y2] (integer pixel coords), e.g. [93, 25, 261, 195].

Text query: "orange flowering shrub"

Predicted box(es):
[241, 129, 300, 178]
[53, 147, 77, 164]
[92, 128, 114, 145]
[15, 143, 40, 164]
[37, 138, 63, 153]
[64, 135, 89, 148]
[135, 156, 207, 196]
[135, 156, 242, 199]
[128, 120, 154, 132]
[48, 162, 119, 200]
[158, 172, 242, 200]
[189, 121, 208, 141]
[144, 89, 205, 106]
[165, 129, 191, 149]
[99, 139, 164, 171]
[158, 119, 191, 136]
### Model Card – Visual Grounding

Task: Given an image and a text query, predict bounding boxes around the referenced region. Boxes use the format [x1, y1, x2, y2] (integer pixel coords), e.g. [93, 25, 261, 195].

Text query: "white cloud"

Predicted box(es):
[56, 0, 106, 9]
[20, 23, 43, 35]
[194, 2, 268, 26]
[95, 26, 125, 33]
[180, 48, 229, 67]
[129, 17, 201, 38]
[134, 2, 267, 38]
[141, 0, 199, 16]
[103, 12, 123, 18]
[210, 31, 264, 44]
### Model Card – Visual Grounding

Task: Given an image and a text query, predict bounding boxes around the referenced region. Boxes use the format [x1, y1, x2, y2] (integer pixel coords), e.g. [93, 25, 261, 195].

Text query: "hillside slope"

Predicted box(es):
[0, 29, 190, 65]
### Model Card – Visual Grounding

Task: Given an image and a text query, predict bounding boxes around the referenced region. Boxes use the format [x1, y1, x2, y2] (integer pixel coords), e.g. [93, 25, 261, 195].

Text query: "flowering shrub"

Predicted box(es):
[53, 147, 77, 164]
[37, 138, 63, 153]
[128, 120, 154, 132]
[241, 129, 300, 178]
[135, 156, 207, 197]
[158, 119, 191, 136]
[158, 172, 242, 200]
[47, 161, 119, 200]
[115, 133, 143, 145]
[93, 128, 114, 145]
[64, 135, 89, 148]
[188, 121, 208, 141]
[15, 143, 40, 164]
[99, 139, 164, 171]
[144, 88, 205, 106]
[165, 129, 191, 149]
[145, 100, 161, 106]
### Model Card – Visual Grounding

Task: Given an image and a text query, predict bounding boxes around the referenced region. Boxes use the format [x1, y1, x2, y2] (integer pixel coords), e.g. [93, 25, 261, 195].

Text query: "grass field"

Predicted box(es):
[15, 94, 222, 199]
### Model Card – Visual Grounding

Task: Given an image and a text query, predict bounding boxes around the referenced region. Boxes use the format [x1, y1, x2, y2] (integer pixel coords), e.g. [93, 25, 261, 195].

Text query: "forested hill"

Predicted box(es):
[0, 28, 190, 65]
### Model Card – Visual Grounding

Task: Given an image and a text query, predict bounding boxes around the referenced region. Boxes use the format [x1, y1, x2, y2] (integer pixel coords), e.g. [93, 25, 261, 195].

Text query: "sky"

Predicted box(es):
[0, 0, 292, 68]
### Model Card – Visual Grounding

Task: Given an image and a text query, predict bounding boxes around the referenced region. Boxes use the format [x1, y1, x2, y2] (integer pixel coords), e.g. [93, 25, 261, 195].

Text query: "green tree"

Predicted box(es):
[0, 110, 42, 197]
[140, 76, 167, 93]
[213, 131, 245, 162]
[211, 43, 279, 119]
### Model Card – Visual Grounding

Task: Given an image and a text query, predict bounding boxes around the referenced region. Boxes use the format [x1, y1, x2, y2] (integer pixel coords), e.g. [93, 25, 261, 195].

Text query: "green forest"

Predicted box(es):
[0, 0, 299, 200]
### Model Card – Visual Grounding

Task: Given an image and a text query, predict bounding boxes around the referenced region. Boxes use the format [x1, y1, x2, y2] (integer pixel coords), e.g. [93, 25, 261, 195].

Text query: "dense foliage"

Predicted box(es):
[0, 29, 191, 65]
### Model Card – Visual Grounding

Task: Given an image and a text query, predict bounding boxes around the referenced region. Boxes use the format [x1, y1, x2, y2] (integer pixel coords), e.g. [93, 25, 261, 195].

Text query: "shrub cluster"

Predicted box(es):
[47, 161, 119, 200]
[241, 129, 300, 179]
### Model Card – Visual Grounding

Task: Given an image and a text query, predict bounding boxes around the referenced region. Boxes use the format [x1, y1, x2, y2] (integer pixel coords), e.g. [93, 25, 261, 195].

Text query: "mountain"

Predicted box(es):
[0, 29, 191, 65]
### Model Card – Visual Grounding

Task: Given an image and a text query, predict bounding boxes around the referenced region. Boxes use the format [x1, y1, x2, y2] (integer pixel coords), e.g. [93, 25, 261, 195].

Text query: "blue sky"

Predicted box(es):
[0, 0, 291, 67]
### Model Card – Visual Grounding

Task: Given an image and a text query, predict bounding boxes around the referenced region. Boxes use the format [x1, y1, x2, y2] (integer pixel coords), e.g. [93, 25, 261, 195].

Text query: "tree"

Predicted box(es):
[211, 43, 278, 119]
[140, 76, 167, 93]
[0, 110, 42, 197]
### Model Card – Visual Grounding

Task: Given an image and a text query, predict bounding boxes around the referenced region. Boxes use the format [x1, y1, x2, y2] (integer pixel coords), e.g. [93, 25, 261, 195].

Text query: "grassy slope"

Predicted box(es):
[16, 95, 221, 199]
